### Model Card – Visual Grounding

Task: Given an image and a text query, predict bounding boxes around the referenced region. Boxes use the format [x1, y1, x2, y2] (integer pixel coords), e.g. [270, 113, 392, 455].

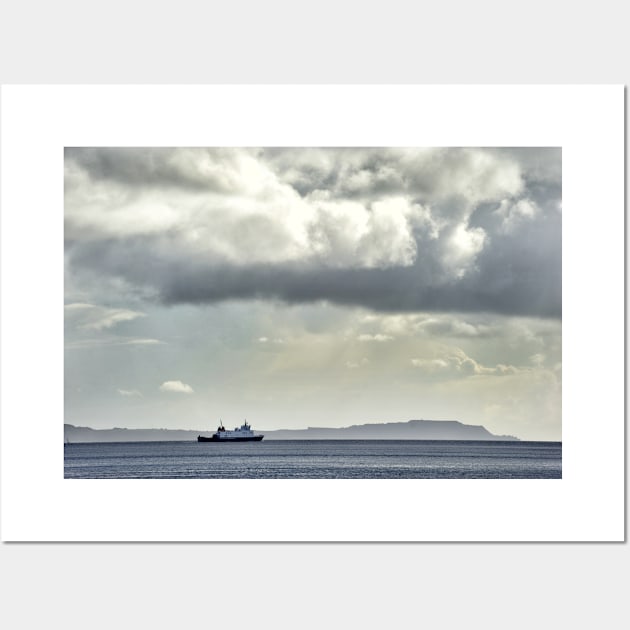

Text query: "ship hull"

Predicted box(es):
[197, 434, 264, 442]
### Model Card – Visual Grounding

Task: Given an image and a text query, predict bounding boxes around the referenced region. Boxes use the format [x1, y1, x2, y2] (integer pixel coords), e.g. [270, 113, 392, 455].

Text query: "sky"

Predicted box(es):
[64, 147, 561, 440]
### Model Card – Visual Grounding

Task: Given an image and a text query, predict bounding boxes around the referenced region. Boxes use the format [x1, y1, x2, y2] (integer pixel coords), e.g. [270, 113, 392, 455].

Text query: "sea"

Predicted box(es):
[64, 440, 561, 479]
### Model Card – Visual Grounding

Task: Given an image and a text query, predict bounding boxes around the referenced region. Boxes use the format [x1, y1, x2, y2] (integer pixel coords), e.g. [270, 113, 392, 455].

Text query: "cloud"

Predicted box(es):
[65, 337, 164, 349]
[439, 223, 487, 278]
[411, 347, 520, 378]
[117, 388, 142, 397]
[65, 147, 267, 194]
[159, 380, 194, 394]
[65, 148, 561, 318]
[360, 312, 494, 339]
[120, 338, 164, 346]
[66, 170, 423, 271]
[265, 147, 524, 204]
[258, 336, 284, 344]
[357, 333, 393, 342]
[346, 358, 369, 369]
[65, 303, 146, 331]
[495, 198, 540, 234]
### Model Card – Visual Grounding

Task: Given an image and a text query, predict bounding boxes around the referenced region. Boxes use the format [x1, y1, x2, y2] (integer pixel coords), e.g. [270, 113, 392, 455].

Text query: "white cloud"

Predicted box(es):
[394, 148, 524, 207]
[361, 312, 491, 339]
[67, 168, 422, 271]
[357, 333, 393, 342]
[268, 147, 524, 207]
[495, 198, 540, 234]
[308, 197, 421, 269]
[411, 357, 450, 371]
[65, 149, 440, 273]
[411, 347, 519, 378]
[258, 336, 284, 344]
[117, 389, 142, 397]
[120, 338, 164, 346]
[440, 223, 487, 278]
[346, 358, 369, 369]
[65, 337, 164, 349]
[65, 302, 146, 331]
[159, 380, 194, 394]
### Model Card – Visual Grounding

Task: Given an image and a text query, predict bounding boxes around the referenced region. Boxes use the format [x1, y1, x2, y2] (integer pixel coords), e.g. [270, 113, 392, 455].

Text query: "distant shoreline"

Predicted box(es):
[64, 438, 560, 445]
[64, 419, 529, 443]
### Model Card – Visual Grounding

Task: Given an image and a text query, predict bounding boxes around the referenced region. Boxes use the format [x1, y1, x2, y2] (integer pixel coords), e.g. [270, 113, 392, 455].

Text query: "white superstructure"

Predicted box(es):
[216, 421, 257, 439]
[197, 420, 264, 442]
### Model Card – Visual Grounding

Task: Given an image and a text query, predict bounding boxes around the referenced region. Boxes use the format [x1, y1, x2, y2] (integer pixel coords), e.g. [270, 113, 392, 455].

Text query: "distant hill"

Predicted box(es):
[64, 420, 519, 442]
[64, 424, 199, 443]
[263, 420, 519, 441]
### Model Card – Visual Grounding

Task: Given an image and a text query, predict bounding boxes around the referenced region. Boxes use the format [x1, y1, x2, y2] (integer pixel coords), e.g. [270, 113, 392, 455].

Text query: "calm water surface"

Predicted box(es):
[64, 440, 561, 479]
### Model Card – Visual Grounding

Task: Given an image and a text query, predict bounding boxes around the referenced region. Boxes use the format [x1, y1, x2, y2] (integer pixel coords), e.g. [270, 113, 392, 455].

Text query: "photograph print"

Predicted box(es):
[64, 147, 561, 479]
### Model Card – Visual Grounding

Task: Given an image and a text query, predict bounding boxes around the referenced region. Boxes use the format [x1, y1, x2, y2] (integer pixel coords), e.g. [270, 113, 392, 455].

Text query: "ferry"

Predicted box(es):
[197, 420, 264, 442]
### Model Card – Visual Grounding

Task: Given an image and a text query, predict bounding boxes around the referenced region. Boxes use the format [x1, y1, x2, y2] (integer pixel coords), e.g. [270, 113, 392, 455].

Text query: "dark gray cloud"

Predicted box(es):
[67, 228, 560, 318]
[65, 147, 561, 318]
